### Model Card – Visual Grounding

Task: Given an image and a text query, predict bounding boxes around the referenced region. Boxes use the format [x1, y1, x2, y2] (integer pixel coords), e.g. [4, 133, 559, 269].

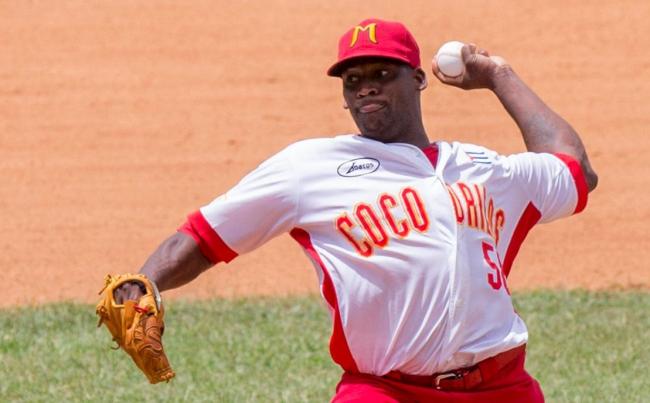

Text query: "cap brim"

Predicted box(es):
[327, 51, 413, 76]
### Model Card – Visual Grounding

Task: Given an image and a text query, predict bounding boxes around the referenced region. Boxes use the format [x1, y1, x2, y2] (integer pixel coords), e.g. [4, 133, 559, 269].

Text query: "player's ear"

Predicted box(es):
[343, 100, 349, 109]
[414, 68, 427, 91]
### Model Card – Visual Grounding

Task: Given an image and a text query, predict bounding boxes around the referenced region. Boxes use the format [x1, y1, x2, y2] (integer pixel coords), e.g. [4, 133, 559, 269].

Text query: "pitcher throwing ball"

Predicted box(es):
[103, 18, 597, 402]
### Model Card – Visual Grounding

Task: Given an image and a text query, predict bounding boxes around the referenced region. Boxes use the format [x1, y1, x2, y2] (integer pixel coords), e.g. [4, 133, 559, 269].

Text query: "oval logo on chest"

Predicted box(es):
[337, 157, 380, 177]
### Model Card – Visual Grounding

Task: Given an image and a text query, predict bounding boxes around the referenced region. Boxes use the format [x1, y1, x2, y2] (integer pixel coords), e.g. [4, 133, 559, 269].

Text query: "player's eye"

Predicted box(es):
[343, 74, 360, 87]
[375, 68, 393, 81]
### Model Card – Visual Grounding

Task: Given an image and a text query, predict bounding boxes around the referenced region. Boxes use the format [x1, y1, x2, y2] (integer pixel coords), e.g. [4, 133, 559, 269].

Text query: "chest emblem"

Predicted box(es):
[337, 157, 380, 177]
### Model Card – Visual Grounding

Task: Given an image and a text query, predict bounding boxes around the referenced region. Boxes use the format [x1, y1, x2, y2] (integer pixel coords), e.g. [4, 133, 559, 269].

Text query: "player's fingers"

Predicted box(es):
[113, 282, 145, 304]
[114, 286, 127, 304]
[490, 55, 509, 67]
[431, 57, 449, 81]
[460, 44, 476, 63]
[431, 56, 441, 75]
[431, 67, 450, 83]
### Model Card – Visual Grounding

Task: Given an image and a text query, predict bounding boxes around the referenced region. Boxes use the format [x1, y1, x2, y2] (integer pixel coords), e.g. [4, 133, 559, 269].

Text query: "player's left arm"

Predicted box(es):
[432, 44, 598, 192]
[112, 232, 213, 303]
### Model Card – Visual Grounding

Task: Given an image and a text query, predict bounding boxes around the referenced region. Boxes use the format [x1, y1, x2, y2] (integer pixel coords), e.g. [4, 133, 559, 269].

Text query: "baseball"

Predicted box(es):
[435, 41, 466, 77]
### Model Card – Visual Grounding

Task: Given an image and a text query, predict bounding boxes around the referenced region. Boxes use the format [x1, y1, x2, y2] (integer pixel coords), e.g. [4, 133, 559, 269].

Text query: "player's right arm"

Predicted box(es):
[488, 66, 598, 192]
[431, 44, 598, 193]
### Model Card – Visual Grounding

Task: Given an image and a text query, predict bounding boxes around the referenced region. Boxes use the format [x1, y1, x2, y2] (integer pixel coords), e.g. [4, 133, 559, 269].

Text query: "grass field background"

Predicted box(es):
[1, 291, 648, 402]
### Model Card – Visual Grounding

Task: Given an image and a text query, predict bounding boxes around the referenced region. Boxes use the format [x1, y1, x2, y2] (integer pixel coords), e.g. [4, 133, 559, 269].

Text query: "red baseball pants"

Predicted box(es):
[331, 352, 544, 403]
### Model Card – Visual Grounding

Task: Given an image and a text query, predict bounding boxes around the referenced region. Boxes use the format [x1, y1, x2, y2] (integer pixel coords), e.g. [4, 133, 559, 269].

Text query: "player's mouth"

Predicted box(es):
[358, 103, 386, 114]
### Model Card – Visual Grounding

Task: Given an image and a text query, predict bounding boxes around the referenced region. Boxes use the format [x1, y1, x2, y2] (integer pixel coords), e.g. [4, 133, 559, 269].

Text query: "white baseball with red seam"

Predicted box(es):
[435, 41, 465, 77]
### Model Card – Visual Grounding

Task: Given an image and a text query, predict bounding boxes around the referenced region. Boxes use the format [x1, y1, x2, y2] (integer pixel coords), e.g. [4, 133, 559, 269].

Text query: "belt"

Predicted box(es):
[383, 344, 526, 391]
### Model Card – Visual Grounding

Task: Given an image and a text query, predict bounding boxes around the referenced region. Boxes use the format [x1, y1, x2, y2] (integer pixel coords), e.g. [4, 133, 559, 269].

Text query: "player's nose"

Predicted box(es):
[356, 84, 380, 98]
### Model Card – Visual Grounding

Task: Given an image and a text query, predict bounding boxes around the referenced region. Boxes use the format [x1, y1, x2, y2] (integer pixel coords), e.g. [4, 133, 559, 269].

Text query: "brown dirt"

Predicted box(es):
[1, 1, 649, 308]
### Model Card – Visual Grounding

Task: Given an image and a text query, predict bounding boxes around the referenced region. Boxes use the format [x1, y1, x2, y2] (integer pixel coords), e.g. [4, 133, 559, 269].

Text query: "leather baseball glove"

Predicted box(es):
[96, 273, 175, 384]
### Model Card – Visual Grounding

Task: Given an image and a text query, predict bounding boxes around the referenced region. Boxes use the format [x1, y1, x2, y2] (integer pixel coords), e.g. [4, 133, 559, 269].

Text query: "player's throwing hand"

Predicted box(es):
[432, 43, 510, 90]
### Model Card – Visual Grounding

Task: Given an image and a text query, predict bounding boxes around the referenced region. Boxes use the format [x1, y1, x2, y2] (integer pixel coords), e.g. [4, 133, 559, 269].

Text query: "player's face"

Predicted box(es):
[340, 59, 426, 143]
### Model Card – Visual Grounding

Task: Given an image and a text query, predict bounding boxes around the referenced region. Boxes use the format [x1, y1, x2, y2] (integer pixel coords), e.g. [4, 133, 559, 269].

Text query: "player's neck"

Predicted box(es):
[402, 126, 431, 149]
[391, 110, 430, 148]
[360, 122, 430, 149]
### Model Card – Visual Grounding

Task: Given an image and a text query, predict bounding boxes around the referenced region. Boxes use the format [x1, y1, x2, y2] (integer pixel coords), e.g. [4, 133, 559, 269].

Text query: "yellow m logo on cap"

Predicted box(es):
[350, 23, 377, 47]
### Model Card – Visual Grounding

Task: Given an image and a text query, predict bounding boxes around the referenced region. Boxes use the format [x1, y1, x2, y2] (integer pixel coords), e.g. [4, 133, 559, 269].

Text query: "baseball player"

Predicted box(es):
[112, 18, 597, 402]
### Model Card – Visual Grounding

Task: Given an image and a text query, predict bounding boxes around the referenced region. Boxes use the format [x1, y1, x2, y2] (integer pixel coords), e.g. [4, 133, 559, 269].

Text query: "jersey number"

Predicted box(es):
[482, 241, 510, 294]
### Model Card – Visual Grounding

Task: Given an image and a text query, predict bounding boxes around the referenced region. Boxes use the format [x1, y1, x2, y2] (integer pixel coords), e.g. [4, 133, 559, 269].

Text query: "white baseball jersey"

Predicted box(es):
[181, 134, 588, 376]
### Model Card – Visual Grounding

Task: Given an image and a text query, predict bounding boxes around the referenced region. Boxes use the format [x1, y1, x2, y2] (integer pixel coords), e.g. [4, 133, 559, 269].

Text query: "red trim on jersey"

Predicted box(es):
[421, 144, 439, 169]
[502, 154, 587, 276]
[290, 228, 359, 373]
[178, 211, 238, 264]
[501, 203, 541, 277]
[553, 153, 588, 214]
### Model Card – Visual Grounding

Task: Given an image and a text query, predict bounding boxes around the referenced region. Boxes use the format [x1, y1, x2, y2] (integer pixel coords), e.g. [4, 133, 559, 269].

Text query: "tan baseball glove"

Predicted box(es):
[96, 273, 175, 384]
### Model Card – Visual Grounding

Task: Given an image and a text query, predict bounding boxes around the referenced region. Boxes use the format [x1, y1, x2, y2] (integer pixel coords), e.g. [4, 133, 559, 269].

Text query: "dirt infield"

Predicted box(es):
[1, 1, 648, 307]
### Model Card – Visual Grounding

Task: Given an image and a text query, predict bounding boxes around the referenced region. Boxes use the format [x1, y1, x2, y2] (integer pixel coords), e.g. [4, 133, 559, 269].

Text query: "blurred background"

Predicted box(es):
[1, 0, 648, 307]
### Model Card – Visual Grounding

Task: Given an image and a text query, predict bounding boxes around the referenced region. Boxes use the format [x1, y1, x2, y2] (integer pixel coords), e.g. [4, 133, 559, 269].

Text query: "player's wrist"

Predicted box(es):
[488, 64, 516, 92]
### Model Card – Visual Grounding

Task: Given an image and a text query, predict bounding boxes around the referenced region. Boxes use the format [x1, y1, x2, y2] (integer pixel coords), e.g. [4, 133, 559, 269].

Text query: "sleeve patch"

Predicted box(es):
[465, 150, 493, 165]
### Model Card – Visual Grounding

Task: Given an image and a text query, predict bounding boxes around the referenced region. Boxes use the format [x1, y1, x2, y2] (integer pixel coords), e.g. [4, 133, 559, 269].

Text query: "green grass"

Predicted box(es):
[0, 291, 648, 402]
[515, 291, 650, 402]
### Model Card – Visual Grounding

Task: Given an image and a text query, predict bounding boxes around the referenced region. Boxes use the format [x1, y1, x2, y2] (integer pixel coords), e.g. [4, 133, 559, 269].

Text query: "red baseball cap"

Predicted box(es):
[327, 18, 421, 76]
